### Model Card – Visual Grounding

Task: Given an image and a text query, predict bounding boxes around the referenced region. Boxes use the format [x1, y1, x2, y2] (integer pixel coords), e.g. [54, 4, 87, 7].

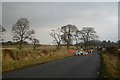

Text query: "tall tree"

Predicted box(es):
[50, 28, 62, 49]
[61, 24, 78, 48]
[0, 25, 6, 42]
[73, 30, 81, 48]
[12, 18, 34, 49]
[79, 27, 98, 47]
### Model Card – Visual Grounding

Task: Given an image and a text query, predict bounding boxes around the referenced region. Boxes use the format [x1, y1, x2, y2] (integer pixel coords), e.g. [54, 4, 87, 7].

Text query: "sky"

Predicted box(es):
[1, 0, 119, 2]
[118, 2, 120, 40]
[2, 2, 118, 44]
[0, 1, 1, 25]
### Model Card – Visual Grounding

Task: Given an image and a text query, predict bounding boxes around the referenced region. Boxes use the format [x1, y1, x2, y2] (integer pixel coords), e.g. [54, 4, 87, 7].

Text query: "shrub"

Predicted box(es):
[106, 46, 118, 55]
[2, 49, 15, 60]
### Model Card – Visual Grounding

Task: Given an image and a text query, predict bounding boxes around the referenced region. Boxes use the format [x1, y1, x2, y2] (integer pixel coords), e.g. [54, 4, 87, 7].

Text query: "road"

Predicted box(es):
[3, 52, 100, 78]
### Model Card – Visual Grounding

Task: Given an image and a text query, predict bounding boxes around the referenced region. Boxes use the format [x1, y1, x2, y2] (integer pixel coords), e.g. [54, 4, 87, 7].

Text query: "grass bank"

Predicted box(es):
[99, 51, 118, 79]
[2, 47, 74, 73]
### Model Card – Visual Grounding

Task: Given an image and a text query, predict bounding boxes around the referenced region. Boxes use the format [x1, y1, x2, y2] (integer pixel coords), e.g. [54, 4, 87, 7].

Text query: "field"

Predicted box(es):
[2, 44, 119, 79]
[2, 45, 76, 73]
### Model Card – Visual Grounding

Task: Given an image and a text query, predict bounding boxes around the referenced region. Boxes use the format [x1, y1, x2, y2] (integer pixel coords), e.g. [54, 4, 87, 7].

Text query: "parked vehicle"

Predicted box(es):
[75, 51, 83, 56]
[75, 47, 88, 56]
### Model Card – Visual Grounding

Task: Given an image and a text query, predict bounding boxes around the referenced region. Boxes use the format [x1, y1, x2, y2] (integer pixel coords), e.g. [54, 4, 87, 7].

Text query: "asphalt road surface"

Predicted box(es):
[3, 52, 100, 78]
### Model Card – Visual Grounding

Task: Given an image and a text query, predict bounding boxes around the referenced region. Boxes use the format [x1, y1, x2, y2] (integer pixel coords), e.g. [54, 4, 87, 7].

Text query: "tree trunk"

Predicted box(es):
[75, 38, 78, 49]
[76, 42, 78, 49]
[67, 41, 69, 49]
[56, 42, 61, 49]
[19, 40, 23, 49]
[33, 45, 35, 50]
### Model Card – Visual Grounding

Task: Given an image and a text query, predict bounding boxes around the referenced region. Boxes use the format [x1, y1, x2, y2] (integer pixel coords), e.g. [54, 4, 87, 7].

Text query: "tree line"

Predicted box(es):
[0, 18, 118, 50]
[50, 24, 99, 49]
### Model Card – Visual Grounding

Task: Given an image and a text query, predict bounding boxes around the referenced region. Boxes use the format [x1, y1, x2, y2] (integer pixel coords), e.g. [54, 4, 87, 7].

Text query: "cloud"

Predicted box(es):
[2, 2, 118, 44]
[0, 1, 2, 24]
[2, 0, 119, 2]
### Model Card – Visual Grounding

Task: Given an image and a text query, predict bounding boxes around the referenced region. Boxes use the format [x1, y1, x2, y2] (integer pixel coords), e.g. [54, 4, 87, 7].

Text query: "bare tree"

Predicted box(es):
[31, 38, 39, 50]
[50, 28, 62, 49]
[0, 25, 6, 42]
[29, 31, 39, 50]
[79, 27, 98, 47]
[73, 30, 81, 48]
[61, 24, 78, 48]
[12, 18, 34, 49]
[0, 25, 6, 33]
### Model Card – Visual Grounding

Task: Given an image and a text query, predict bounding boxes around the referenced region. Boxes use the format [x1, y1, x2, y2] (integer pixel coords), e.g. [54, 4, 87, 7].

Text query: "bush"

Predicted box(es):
[2, 49, 15, 60]
[106, 46, 118, 55]
[99, 54, 118, 78]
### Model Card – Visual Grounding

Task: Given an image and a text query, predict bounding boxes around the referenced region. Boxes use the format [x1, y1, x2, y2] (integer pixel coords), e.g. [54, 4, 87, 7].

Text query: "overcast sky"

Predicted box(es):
[2, 2, 118, 44]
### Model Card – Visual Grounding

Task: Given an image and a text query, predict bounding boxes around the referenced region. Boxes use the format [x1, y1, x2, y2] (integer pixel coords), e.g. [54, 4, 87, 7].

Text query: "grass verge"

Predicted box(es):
[99, 51, 118, 79]
[2, 48, 74, 73]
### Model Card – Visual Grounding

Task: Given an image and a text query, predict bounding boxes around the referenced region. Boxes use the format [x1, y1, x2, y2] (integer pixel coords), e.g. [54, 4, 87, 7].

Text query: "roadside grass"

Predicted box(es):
[118, 50, 120, 79]
[0, 47, 2, 74]
[99, 51, 118, 79]
[2, 46, 74, 73]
